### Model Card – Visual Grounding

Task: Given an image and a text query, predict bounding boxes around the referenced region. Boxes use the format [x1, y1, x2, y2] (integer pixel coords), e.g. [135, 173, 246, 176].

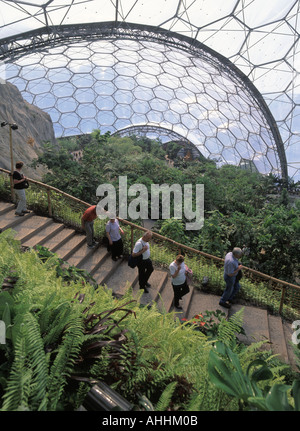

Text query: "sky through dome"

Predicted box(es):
[0, 0, 299, 180]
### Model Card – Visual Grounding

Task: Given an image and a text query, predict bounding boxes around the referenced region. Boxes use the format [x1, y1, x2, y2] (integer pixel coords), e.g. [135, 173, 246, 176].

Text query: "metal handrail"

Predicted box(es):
[0, 166, 299, 316]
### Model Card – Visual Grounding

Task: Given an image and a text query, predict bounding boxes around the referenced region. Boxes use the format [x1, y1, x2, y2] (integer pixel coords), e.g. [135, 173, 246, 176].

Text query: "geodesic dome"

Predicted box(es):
[0, 0, 299, 180]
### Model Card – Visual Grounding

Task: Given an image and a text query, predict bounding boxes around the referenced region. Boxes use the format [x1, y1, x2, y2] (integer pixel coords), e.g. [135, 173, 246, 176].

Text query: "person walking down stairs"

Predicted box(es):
[81, 205, 98, 249]
[169, 254, 190, 311]
[219, 247, 243, 309]
[132, 231, 154, 293]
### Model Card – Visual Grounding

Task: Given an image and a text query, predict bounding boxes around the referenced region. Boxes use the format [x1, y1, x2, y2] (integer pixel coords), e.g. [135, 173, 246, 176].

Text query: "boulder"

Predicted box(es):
[0, 81, 56, 179]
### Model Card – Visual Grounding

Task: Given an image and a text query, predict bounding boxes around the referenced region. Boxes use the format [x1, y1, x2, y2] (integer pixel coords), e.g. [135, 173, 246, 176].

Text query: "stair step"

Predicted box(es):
[152, 271, 173, 313]
[0, 209, 34, 230]
[268, 314, 289, 363]
[67, 242, 99, 268]
[229, 304, 270, 347]
[174, 284, 195, 320]
[105, 260, 139, 297]
[129, 269, 167, 308]
[78, 247, 109, 275]
[92, 255, 123, 287]
[41, 227, 75, 252]
[54, 234, 87, 261]
[0, 202, 15, 215]
[187, 290, 228, 319]
[14, 216, 54, 243]
[24, 222, 65, 248]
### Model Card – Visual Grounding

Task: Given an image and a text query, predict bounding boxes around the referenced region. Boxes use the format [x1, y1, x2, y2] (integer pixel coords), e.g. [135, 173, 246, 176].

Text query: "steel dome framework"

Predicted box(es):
[0, 0, 299, 180]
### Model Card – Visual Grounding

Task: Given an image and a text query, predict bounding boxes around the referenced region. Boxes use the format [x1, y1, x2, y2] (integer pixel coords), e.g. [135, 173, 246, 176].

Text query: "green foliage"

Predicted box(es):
[182, 308, 245, 348]
[254, 204, 300, 281]
[35, 245, 96, 286]
[29, 130, 300, 283]
[197, 210, 231, 257]
[214, 308, 245, 347]
[155, 381, 178, 411]
[0, 223, 298, 411]
[1, 130, 300, 410]
[0, 231, 208, 410]
[208, 341, 300, 411]
[159, 218, 187, 243]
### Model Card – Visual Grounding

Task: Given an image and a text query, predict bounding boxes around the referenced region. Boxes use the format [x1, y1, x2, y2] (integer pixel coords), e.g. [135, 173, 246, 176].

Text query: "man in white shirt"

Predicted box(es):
[132, 231, 154, 293]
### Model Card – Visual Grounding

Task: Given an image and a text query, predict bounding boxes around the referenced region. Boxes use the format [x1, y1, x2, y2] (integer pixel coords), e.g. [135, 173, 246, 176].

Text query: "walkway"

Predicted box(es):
[0, 200, 297, 368]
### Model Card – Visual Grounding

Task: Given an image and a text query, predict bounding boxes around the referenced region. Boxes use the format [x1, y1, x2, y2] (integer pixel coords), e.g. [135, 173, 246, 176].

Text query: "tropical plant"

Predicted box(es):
[159, 218, 187, 244]
[181, 308, 245, 346]
[208, 341, 300, 411]
[35, 245, 96, 286]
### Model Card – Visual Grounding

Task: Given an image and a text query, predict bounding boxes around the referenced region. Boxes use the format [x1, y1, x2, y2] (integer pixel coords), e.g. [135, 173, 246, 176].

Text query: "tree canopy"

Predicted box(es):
[32, 130, 300, 283]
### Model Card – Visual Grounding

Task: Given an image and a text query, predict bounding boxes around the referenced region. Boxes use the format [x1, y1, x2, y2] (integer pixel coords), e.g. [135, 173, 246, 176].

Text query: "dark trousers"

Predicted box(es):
[172, 280, 190, 307]
[137, 258, 154, 290]
[220, 274, 241, 303]
[111, 238, 123, 259]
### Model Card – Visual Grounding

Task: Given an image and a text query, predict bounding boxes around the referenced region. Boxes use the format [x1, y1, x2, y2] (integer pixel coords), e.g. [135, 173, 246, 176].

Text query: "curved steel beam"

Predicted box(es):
[0, 21, 288, 179]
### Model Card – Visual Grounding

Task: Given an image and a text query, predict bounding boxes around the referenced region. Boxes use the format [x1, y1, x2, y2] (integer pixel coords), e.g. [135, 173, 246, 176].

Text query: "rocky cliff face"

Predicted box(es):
[0, 81, 56, 179]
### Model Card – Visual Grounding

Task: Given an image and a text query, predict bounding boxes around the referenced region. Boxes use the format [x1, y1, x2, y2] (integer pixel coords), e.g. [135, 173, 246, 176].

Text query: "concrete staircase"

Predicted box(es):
[0, 201, 297, 368]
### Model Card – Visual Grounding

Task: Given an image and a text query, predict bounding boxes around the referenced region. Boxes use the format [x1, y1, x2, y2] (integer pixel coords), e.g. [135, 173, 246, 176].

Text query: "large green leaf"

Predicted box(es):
[265, 384, 293, 411]
[208, 342, 271, 406]
[246, 359, 273, 383]
[292, 380, 300, 411]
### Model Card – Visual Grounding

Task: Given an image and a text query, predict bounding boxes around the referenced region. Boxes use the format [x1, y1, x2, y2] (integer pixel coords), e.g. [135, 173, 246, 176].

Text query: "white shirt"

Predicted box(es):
[133, 238, 150, 260]
[169, 261, 186, 285]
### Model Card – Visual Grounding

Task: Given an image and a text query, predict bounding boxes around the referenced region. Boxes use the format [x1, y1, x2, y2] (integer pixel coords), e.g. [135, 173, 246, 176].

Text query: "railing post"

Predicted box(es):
[130, 225, 134, 252]
[47, 188, 52, 217]
[279, 285, 286, 315]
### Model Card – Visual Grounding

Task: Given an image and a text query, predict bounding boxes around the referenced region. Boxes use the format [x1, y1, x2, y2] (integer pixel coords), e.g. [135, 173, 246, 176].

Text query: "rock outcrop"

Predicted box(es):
[0, 81, 56, 179]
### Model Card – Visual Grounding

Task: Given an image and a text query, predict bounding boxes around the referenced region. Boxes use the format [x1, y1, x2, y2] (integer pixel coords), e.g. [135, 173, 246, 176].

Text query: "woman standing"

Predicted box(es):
[13, 161, 30, 216]
[106, 217, 124, 261]
[169, 254, 190, 310]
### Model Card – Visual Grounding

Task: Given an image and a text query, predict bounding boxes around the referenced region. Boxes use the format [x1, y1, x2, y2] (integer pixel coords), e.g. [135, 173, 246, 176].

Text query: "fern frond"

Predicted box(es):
[23, 312, 49, 411]
[185, 392, 205, 411]
[42, 302, 72, 347]
[1, 323, 31, 411]
[217, 307, 244, 347]
[38, 292, 58, 333]
[155, 381, 177, 411]
[47, 314, 84, 410]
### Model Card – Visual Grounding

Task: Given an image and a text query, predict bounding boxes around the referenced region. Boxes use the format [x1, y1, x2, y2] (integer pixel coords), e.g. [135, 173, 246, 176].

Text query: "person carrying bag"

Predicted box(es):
[13, 161, 30, 216]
